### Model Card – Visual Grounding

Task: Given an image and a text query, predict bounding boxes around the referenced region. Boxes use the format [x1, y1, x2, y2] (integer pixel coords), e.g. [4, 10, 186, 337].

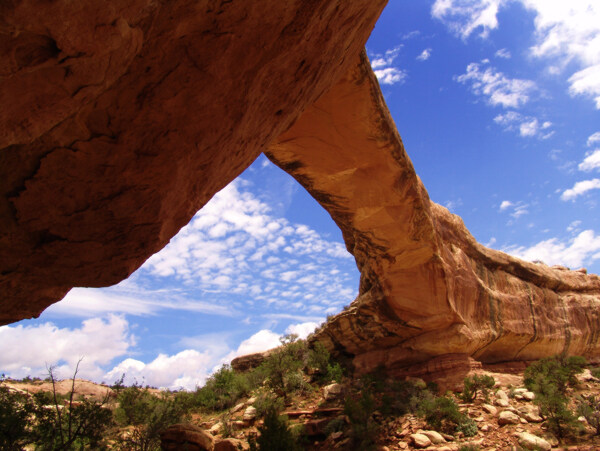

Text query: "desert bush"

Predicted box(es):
[344, 389, 378, 450]
[114, 384, 186, 450]
[253, 392, 285, 418]
[380, 379, 428, 417]
[577, 394, 600, 435]
[419, 395, 475, 436]
[0, 380, 36, 450]
[524, 355, 586, 395]
[308, 342, 344, 384]
[524, 356, 585, 439]
[461, 375, 495, 402]
[190, 364, 253, 412]
[249, 408, 302, 451]
[259, 334, 309, 398]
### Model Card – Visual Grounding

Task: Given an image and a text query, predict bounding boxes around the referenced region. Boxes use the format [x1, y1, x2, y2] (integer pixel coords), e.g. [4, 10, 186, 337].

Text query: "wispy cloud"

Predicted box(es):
[561, 178, 600, 201]
[417, 48, 432, 61]
[498, 200, 529, 220]
[579, 150, 600, 172]
[493, 111, 553, 138]
[495, 48, 511, 59]
[587, 132, 600, 147]
[503, 229, 600, 269]
[456, 62, 537, 108]
[370, 46, 408, 85]
[432, 0, 507, 39]
[433, 1, 600, 108]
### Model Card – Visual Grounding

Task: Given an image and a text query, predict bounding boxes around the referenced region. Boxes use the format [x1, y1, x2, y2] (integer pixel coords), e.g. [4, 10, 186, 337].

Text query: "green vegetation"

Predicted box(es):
[577, 394, 600, 435]
[249, 408, 303, 451]
[418, 395, 477, 436]
[461, 374, 495, 402]
[524, 355, 586, 439]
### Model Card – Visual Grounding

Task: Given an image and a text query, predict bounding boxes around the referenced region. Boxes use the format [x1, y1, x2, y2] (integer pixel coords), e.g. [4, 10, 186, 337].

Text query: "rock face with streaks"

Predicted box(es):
[1, 1, 599, 375]
[0, 0, 386, 323]
[267, 53, 600, 375]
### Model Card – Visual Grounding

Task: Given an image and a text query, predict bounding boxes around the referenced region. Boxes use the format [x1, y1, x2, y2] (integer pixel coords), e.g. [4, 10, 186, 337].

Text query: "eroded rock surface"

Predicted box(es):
[0, 0, 386, 323]
[267, 52, 600, 373]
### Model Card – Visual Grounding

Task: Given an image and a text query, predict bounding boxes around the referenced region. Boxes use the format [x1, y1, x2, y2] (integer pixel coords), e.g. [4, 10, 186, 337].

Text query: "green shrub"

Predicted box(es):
[380, 379, 428, 417]
[344, 389, 378, 450]
[0, 382, 36, 450]
[461, 375, 495, 402]
[524, 355, 585, 439]
[253, 392, 285, 419]
[308, 342, 344, 384]
[577, 394, 600, 435]
[419, 395, 473, 435]
[524, 355, 586, 395]
[191, 364, 253, 412]
[114, 384, 186, 450]
[259, 335, 309, 399]
[249, 408, 302, 451]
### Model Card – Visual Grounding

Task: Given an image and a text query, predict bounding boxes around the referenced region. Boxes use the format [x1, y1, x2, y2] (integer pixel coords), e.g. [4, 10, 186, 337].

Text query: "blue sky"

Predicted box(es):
[2, 0, 599, 390]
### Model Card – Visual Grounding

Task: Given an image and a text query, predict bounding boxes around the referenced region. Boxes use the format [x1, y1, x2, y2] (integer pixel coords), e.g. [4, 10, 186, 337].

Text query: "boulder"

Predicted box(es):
[419, 430, 445, 444]
[242, 406, 257, 422]
[498, 411, 520, 426]
[214, 438, 249, 451]
[160, 424, 215, 451]
[482, 404, 497, 415]
[324, 383, 343, 400]
[409, 433, 431, 448]
[517, 432, 551, 451]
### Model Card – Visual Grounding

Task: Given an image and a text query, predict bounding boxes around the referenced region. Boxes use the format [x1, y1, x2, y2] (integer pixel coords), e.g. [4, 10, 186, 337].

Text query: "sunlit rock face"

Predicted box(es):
[0, 0, 386, 323]
[267, 52, 600, 374]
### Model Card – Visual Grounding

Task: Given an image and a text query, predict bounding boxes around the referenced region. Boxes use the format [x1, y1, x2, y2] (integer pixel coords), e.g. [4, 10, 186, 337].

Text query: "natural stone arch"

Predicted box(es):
[1, 0, 599, 377]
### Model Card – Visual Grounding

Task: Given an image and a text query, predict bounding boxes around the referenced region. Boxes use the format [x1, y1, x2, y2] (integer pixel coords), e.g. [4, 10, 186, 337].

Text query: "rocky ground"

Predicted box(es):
[185, 368, 600, 451]
[5, 367, 600, 450]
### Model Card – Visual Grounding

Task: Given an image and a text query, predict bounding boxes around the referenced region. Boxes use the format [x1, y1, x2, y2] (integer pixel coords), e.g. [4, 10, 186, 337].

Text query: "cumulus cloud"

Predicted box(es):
[499, 200, 513, 211]
[493, 111, 552, 138]
[432, 0, 507, 39]
[417, 48, 432, 61]
[370, 46, 408, 85]
[561, 179, 600, 201]
[587, 132, 600, 147]
[504, 229, 600, 269]
[456, 63, 537, 108]
[0, 315, 134, 381]
[578, 150, 600, 172]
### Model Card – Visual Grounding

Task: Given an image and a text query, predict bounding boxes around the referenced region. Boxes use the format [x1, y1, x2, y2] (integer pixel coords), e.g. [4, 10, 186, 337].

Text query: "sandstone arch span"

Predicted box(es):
[1, 1, 599, 374]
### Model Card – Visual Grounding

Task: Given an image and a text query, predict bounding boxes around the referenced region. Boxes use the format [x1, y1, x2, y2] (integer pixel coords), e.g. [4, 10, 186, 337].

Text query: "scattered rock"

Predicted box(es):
[215, 438, 248, 451]
[495, 390, 510, 407]
[578, 369, 599, 382]
[410, 433, 432, 448]
[480, 423, 491, 432]
[324, 383, 343, 401]
[482, 404, 497, 415]
[419, 430, 446, 444]
[517, 432, 551, 450]
[209, 422, 222, 435]
[242, 406, 257, 422]
[330, 431, 344, 440]
[160, 424, 215, 451]
[230, 403, 245, 414]
[519, 407, 543, 423]
[522, 391, 535, 401]
[498, 411, 520, 425]
[397, 442, 408, 449]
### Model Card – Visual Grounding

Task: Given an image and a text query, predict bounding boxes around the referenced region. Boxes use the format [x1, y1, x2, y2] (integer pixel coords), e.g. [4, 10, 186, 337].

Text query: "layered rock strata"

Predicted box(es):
[267, 52, 600, 374]
[0, 0, 386, 323]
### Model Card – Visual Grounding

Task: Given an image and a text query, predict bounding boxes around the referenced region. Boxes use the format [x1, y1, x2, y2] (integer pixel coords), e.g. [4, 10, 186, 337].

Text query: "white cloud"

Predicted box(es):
[374, 67, 408, 85]
[495, 48, 511, 59]
[504, 229, 600, 268]
[498, 200, 529, 219]
[370, 46, 408, 85]
[432, 0, 507, 39]
[285, 321, 319, 339]
[561, 178, 600, 201]
[434, 1, 600, 108]
[417, 48, 432, 61]
[587, 132, 600, 147]
[578, 150, 600, 172]
[0, 315, 134, 381]
[456, 63, 537, 108]
[444, 198, 463, 212]
[105, 349, 216, 390]
[567, 220, 582, 233]
[499, 200, 513, 211]
[493, 111, 552, 138]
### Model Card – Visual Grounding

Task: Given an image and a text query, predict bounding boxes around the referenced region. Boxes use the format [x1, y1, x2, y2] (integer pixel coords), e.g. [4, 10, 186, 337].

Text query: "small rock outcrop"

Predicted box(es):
[160, 423, 215, 451]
